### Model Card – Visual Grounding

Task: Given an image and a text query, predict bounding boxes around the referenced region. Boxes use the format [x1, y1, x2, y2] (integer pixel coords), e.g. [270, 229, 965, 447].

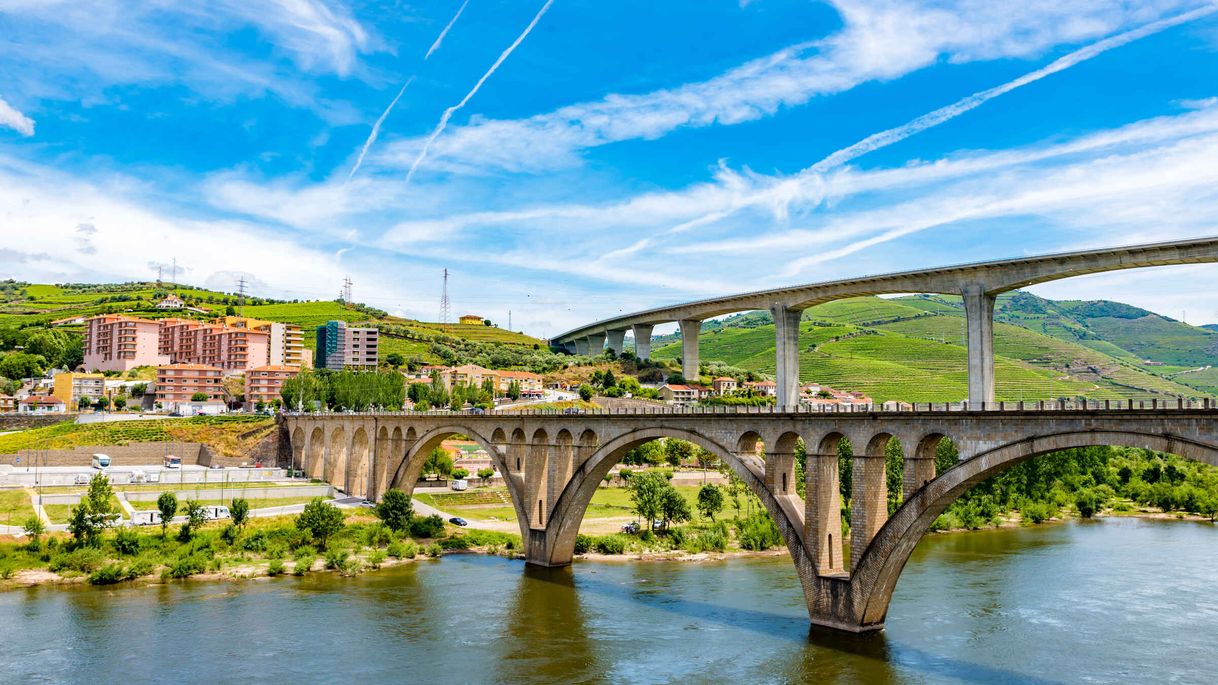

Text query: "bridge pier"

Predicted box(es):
[679, 319, 701, 380]
[806, 448, 845, 575]
[850, 447, 889, 570]
[962, 284, 996, 410]
[605, 329, 626, 356]
[586, 332, 606, 356]
[632, 324, 653, 359]
[771, 304, 802, 410]
[573, 338, 590, 355]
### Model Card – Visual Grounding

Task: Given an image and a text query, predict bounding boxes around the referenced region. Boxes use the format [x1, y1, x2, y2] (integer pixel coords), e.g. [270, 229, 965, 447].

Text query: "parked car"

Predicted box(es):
[73, 473, 90, 485]
[448, 517, 468, 527]
[621, 521, 640, 534]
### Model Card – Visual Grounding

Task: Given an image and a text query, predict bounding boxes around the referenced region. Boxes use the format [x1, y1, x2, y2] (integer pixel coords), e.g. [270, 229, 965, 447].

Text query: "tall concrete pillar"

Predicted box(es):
[806, 452, 844, 575]
[850, 454, 888, 570]
[679, 319, 701, 380]
[573, 338, 590, 355]
[632, 324, 654, 359]
[771, 304, 802, 410]
[606, 329, 626, 356]
[962, 283, 996, 410]
[586, 332, 606, 355]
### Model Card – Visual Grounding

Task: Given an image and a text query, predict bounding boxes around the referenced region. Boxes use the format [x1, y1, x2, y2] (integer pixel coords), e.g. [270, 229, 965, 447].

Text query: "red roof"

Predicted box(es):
[20, 395, 64, 405]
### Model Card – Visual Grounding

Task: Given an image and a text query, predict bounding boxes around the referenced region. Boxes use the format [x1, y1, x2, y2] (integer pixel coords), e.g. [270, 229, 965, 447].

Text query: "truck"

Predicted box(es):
[202, 505, 231, 521]
[450, 479, 469, 491]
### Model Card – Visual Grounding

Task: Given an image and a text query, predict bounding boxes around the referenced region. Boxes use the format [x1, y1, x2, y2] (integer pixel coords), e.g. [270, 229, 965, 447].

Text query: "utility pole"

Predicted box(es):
[236, 276, 248, 316]
[156, 264, 162, 286]
[342, 276, 353, 307]
[170, 257, 178, 290]
[439, 269, 451, 324]
[508, 309, 512, 331]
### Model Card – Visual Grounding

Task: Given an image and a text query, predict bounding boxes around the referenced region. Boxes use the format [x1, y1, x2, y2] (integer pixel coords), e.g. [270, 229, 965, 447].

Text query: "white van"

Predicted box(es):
[91, 453, 111, 470]
[130, 510, 162, 526]
[450, 479, 469, 491]
[202, 505, 230, 521]
[163, 455, 181, 469]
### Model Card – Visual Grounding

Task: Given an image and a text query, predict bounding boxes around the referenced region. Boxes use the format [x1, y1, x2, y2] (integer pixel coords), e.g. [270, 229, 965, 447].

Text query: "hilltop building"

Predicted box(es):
[315, 320, 378, 370]
[458, 314, 484, 325]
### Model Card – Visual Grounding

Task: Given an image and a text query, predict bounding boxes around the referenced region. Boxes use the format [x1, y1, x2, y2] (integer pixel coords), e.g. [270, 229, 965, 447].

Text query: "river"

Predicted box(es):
[2, 517, 1216, 684]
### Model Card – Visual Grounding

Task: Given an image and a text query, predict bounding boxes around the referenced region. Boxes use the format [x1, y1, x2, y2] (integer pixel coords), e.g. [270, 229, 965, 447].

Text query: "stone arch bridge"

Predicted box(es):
[282, 403, 1218, 632]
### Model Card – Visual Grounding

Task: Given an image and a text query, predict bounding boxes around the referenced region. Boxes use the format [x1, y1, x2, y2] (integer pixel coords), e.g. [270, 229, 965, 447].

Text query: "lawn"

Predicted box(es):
[0, 416, 274, 458]
[127, 496, 321, 511]
[0, 489, 34, 526]
[43, 495, 124, 524]
[416, 485, 707, 525]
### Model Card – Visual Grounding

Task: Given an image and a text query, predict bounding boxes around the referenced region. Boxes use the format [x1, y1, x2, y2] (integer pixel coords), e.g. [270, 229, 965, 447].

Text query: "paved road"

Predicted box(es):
[410, 497, 520, 533]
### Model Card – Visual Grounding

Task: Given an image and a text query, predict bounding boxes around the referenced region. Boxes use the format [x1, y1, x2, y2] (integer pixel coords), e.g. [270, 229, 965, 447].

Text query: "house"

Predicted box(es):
[18, 395, 67, 414]
[746, 380, 777, 397]
[49, 315, 85, 327]
[0, 395, 17, 413]
[154, 364, 225, 411]
[156, 294, 186, 309]
[712, 377, 738, 395]
[658, 384, 699, 404]
[458, 314, 484, 325]
[497, 370, 544, 398]
[51, 372, 106, 410]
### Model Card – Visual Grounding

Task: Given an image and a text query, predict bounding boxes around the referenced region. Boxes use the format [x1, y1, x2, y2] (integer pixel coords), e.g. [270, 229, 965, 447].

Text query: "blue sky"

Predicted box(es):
[3, 0, 1218, 335]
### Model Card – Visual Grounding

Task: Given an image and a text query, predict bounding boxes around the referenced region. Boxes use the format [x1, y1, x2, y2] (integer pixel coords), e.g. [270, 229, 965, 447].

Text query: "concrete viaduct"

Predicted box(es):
[282, 402, 1218, 632]
[549, 237, 1218, 409]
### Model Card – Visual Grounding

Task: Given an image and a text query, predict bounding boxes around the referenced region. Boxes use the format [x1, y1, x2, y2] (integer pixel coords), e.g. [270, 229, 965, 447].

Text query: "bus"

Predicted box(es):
[91, 453, 111, 470]
[163, 455, 181, 469]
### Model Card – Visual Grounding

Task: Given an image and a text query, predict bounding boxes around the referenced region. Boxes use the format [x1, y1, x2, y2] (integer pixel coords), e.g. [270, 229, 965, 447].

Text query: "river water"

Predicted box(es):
[2, 517, 1216, 684]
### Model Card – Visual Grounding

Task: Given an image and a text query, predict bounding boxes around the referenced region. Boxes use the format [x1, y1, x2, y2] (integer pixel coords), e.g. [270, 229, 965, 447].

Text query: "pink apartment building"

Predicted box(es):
[83, 315, 171, 372]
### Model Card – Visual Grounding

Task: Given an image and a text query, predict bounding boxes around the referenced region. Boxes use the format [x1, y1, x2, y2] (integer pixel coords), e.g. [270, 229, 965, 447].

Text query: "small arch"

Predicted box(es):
[325, 426, 348, 490]
[768, 431, 803, 497]
[290, 427, 305, 472]
[510, 428, 527, 472]
[492, 427, 508, 445]
[306, 426, 325, 479]
[737, 430, 763, 455]
[915, 433, 946, 461]
[349, 427, 371, 498]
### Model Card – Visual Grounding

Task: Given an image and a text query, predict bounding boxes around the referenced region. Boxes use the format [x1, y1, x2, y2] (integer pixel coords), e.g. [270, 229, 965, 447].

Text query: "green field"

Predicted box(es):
[416, 485, 705, 525]
[0, 489, 34, 525]
[0, 416, 274, 457]
[127, 496, 320, 511]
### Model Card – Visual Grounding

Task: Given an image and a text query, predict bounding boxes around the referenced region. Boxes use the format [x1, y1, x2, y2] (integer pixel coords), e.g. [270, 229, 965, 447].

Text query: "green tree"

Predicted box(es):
[179, 500, 207, 541]
[477, 467, 496, 485]
[230, 498, 250, 528]
[601, 370, 616, 389]
[297, 498, 345, 549]
[225, 305, 237, 316]
[578, 384, 594, 402]
[113, 397, 127, 411]
[156, 492, 178, 538]
[0, 352, 46, 380]
[629, 471, 666, 527]
[452, 468, 470, 480]
[68, 473, 116, 547]
[23, 516, 45, 547]
[375, 489, 414, 532]
[508, 380, 522, 401]
[660, 486, 692, 530]
[386, 352, 405, 368]
[664, 439, 695, 467]
[697, 484, 725, 521]
[190, 392, 209, 402]
[422, 447, 454, 480]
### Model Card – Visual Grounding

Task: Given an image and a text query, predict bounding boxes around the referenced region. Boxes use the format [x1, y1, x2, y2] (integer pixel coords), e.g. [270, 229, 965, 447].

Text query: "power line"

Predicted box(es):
[342, 276, 353, 306]
[236, 276, 249, 316]
[439, 268, 451, 324]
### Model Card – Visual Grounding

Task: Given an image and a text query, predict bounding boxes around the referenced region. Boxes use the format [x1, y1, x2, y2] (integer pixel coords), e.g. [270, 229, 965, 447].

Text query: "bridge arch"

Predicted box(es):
[387, 425, 530, 540]
[324, 427, 347, 488]
[851, 430, 1218, 630]
[305, 426, 325, 479]
[348, 427, 371, 499]
[541, 427, 813, 576]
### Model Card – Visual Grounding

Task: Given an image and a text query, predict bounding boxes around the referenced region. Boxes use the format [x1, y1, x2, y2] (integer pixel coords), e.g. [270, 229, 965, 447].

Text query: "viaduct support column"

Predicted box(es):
[806, 451, 844, 575]
[771, 304, 802, 410]
[850, 453, 888, 571]
[586, 332, 607, 356]
[606, 329, 626, 356]
[962, 283, 996, 410]
[903, 454, 936, 501]
[632, 324, 653, 360]
[679, 319, 701, 381]
[573, 338, 590, 355]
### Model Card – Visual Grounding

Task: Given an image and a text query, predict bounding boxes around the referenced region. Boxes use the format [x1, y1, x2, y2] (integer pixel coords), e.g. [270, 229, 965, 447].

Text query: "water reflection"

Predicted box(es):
[497, 564, 602, 684]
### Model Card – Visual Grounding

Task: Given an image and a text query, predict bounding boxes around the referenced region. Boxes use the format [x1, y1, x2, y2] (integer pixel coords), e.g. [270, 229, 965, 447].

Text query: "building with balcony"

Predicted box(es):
[83, 315, 171, 372]
[52, 372, 107, 410]
[245, 365, 300, 407]
[315, 320, 378, 370]
[154, 364, 225, 407]
[222, 316, 307, 368]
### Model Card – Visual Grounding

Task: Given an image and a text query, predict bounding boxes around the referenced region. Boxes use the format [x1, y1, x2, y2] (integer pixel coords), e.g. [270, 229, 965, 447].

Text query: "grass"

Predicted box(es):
[417, 485, 707, 525]
[0, 489, 34, 524]
[35, 481, 299, 494]
[0, 416, 274, 458]
[127, 496, 320, 511]
[43, 495, 124, 524]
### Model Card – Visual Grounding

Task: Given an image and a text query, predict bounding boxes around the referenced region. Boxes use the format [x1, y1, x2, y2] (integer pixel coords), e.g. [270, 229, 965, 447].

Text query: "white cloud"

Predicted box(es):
[0, 96, 35, 136]
[376, 0, 1199, 175]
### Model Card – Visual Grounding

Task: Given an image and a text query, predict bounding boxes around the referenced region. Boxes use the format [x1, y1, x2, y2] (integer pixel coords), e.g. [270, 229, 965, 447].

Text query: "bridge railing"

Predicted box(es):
[280, 396, 1216, 418]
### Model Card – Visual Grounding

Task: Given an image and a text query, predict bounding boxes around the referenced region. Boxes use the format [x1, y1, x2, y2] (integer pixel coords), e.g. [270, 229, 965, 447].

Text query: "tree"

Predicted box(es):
[375, 489, 414, 532]
[659, 486, 692, 530]
[297, 498, 345, 549]
[697, 484, 725, 521]
[180, 500, 207, 541]
[507, 380, 522, 401]
[452, 468, 470, 480]
[23, 516, 45, 547]
[113, 397, 127, 411]
[477, 467, 496, 485]
[578, 384, 594, 402]
[68, 473, 116, 547]
[190, 392, 209, 402]
[225, 305, 237, 316]
[664, 439, 695, 467]
[156, 492, 178, 538]
[230, 498, 250, 528]
[407, 382, 430, 405]
[601, 370, 616, 389]
[0, 352, 46, 380]
[1199, 496, 1218, 523]
[422, 447, 454, 480]
[629, 471, 666, 527]
[386, 352, 405, 368]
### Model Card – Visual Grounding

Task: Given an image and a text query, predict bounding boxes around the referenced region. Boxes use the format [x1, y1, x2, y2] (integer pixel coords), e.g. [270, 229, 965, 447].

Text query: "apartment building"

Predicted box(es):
[83, 315, 171, 372]
[155, 364, 224, 405]
[158, 318, 269, 372]
[51, 372, 106, 410]
[244, 365, 300, 406]
[222, 316, 306, 367]
[315, 320, 379, 370]
[496, 370, 544, 398]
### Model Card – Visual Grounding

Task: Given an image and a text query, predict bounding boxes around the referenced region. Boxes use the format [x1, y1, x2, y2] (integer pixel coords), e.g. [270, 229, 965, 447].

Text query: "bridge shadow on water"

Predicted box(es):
[510, 561, 1063, 685]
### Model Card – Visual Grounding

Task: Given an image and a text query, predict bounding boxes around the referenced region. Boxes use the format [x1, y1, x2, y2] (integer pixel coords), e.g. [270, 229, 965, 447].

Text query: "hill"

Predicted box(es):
[650, 292, 1214, 403]
[0, 280, 547, 365]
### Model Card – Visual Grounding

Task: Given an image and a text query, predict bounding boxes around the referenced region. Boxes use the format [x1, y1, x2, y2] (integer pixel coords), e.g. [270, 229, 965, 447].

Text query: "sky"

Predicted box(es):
[3, 0, 1218, 336]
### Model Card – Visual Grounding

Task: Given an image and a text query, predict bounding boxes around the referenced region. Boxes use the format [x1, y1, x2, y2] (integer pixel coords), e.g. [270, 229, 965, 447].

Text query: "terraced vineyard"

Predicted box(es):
[0, 416, 273, 457]
[650, 294, 1210, 403]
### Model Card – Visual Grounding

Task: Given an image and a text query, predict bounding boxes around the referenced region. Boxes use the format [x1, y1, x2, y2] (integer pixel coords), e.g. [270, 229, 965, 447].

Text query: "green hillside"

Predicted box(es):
[652, 293, 1212, 403]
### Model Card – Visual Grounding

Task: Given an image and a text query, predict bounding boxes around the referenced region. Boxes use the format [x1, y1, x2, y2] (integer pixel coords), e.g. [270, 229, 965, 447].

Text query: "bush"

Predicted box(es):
[388, 541, 417, 559]
[426, 543, 443, 558]
[165, 553, 208, 579]
[735, 512, 782, 551]
[409, 514, 445, 539]
[367, 550, 387, 569]
[111, 528, 142, 556]
[574, 534, 594, 555]
[88, 563, 128, 585]
[293, 547, 317, 575]
[439, 536, 471, 550]
[127, 557, 154, 578]
[594, 534, 628, 555]
[220, 524, 239, 545]
[242, 529, 270, 552]
[1021, 500, 1058, 524]
[684, 523, 729, 553]
[267, 559, 285, 576]
[374, 489, 413, 532]
[363, 523, 393, 548]
[1075, 489, 1101, 519]
[49, 547, 105, 574]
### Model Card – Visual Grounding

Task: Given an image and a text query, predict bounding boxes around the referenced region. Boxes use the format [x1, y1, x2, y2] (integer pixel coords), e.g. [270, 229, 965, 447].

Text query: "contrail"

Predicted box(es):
[808, 5, 1218, 174]
[348, 77, 415, 180]
[407, 0, 556, 183]
[426, 0, 470, 60]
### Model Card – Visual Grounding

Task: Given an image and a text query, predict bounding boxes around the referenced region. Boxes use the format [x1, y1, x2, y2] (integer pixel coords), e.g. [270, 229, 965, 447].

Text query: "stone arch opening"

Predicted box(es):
[737, 430, 763, 456]
[324, 427, 347, 489]
[852, 432, 900, 572]
[851, 431, 1218, 630]
[808, 431, 846, 576]
[542, 427, 810, 578]
[306, 426, 325, 479]
[510, 428, 527, 474]
[905, 433, 946, 501]
[769, 432, 802, 497]
[577, 430, 598, 469]
[290, 427, 305, 474]
[349, 427, 371, 498]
